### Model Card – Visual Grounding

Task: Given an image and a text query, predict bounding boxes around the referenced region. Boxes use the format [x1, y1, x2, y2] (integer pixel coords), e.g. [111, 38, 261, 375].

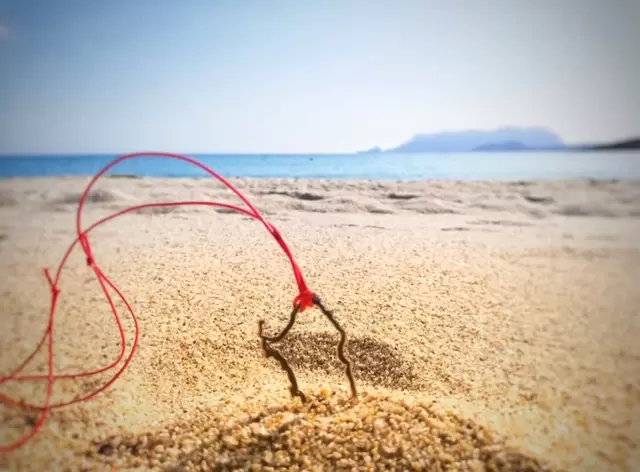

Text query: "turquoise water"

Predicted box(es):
[0, 152, 638, 180]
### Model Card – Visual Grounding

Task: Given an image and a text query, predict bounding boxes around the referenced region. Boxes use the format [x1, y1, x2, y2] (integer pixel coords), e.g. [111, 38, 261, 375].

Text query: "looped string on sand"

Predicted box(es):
[0, 151, 357, 454]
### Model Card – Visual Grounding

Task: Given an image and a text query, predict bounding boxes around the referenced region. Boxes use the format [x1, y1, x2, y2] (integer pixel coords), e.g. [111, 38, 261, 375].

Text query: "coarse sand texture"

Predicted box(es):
[1, 171, 639, 471]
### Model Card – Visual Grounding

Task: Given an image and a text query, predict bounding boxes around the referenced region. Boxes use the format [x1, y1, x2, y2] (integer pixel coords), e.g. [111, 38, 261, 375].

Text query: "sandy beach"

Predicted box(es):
[1, 175, 639, 471]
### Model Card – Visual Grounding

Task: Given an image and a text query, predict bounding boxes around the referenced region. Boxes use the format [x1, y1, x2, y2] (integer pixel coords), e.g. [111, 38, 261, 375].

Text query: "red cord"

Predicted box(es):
[0, 151, 317, 453]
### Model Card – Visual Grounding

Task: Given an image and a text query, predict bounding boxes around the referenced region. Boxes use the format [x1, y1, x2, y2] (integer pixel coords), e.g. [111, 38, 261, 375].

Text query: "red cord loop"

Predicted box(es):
[0, 152, 318, 454]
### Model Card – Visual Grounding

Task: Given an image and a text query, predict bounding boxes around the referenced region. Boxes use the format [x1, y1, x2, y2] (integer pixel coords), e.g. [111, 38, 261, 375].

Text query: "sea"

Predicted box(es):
[0, 151, 639, 180]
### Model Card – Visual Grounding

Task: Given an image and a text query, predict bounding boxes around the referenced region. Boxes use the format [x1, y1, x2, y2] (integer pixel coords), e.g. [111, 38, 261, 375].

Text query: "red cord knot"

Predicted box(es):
[293, 290, 316, 313]
[78, 233, 95, 266]
[43, 268, 60, 296]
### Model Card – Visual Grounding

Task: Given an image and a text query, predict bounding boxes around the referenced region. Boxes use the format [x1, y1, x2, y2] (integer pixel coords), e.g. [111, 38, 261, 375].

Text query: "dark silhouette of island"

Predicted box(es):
[583, 138, 640, 151]
[357, 127, 640, 153]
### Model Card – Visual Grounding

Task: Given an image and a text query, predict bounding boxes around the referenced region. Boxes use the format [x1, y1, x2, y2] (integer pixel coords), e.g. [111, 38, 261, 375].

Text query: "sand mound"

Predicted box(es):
[387, 192, 418, 201]
[133, 205, 182, 215]
[398, 196, 459, 214]
[3, 176, 640, 219]
[262, 190, 326, 201]
[276, 331, 422, 391]
[553, 202, 636, 218]
[49, 188, 129, 206]
[0, 190, 18, 207]
[88, 391, 553, 471]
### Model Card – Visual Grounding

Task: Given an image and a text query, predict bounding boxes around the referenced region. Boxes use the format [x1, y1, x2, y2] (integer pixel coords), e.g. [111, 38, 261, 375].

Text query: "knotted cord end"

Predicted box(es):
[293, 290, 316, 313]
[43, 267, 60, 296]
[78, 233, 95, 266]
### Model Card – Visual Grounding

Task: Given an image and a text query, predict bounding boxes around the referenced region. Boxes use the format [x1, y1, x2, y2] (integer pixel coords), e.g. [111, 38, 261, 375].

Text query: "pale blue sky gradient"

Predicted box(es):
[0, 0, 638, 153]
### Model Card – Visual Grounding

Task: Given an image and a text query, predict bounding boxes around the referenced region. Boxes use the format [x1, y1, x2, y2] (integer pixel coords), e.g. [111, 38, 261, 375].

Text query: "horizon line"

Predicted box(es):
[0, 132, 638, 157]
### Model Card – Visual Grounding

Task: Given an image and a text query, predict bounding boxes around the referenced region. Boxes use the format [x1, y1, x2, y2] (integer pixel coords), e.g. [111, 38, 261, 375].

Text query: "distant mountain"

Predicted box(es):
[356, 128, 640, 154]
[583, 138, 640, 151]
[356, 146, 383, 154]
[385, 127, 564, 153]
[473, 141, 529, 152]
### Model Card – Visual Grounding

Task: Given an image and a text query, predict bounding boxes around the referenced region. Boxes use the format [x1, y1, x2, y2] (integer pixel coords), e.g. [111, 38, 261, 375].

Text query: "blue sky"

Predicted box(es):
[0, 0, 638, 154]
